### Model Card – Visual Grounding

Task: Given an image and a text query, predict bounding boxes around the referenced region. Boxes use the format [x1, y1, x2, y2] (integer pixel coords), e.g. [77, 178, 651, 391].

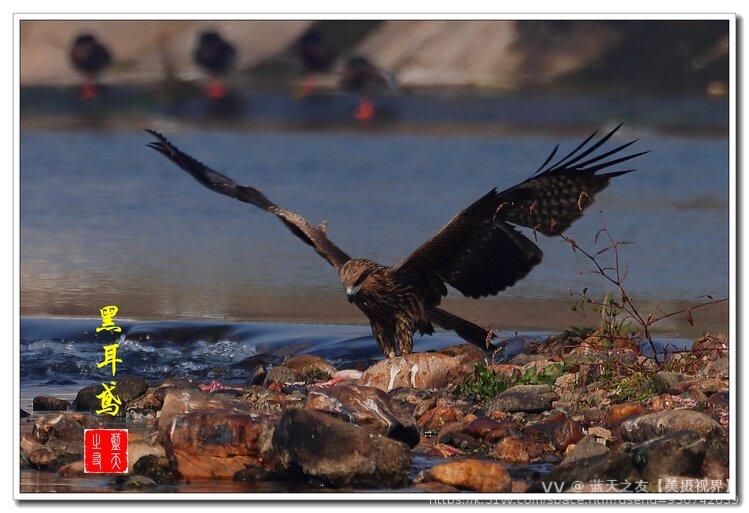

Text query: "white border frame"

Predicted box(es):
[13, 12, 737, 502]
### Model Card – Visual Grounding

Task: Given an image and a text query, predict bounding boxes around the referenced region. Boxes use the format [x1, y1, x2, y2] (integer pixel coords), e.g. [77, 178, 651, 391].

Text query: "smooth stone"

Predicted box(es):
[157, 388, 253, 433]
[428, 459, 512, 492]
[562, 435, 610, 465]
[32, 396, 70, 412]
[284, 355, 337, 382]
[620, 410, 722, 442]
[270, 408, 410, 488]
[305, 384, 419, 447]
[484, 384, 558, 414]
[360, 353, 460, 392]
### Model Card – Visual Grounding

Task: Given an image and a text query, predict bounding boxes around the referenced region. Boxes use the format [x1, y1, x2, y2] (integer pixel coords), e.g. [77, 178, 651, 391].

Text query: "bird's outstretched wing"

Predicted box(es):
[394, 125, 646, 299]
[145, 131, 351, 269]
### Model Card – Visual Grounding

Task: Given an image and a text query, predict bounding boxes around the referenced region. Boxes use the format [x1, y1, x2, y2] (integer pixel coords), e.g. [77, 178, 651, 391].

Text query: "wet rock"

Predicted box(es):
[620, 410, 722, 442]
[633, 430, 706, 482]
[700, 357, 729, 378]
[167, 410, 278, 479]
[333, 369, 364, 382]
[21, 432, 82, 470]
[270, 408, 410, 488]
[702, 429, 729, 479]
[285, 354, 337, 382]
[417, 398, 466, 431]
[427, 459, 512, 492]
[562, 435, 609, 465]
[707, 390, 729, 416]
[132, 455, 179, 483]
[464, 417, 520, 441]
[670, 378, 727, 395]
[157, 389, 253, 433]
[438, 343, 486, 366]
[360, 353, 460, 391]
[387, 387, 434, 415]
[233, 465, 271, 482]
[33, 414, 82, 442]
[32, 412, 100, 443]
[414, 480, 460, 492]
[263, 365, 301, 385]
[528, 451, 639, 492]
[553, 417, 585, 450]
[72, 376, 148, 413]
[654, 371, 690, 393]
[114, 475, 157, 489]
[605, 402, 645, 426]
[492, 436, 530, 464]
[484, 384, 558, 414]
[305, 384, 419, 447]
[423, 443, 464, 458]
[587, 426, 613, 442]
[553, 372, 578, 394]
[57, 460, 85, 476]
[33, 396, 70, 411]
[127, 441, 166, 473]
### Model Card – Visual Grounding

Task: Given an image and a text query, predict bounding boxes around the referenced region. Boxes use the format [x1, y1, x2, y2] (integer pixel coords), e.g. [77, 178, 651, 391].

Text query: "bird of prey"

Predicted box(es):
[146, 126, 646, 358]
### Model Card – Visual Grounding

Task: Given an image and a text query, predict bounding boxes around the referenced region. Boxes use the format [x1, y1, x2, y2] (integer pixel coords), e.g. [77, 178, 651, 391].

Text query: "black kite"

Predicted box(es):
[146, 126, 646, 358]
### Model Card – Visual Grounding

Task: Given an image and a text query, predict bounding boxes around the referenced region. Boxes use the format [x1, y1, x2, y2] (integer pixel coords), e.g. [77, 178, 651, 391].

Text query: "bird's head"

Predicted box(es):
[339, 260, 376, 303]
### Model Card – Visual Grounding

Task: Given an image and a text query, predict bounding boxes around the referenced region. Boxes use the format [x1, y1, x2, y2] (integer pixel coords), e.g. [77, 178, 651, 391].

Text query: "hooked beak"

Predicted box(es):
[346, 285, 360, 303]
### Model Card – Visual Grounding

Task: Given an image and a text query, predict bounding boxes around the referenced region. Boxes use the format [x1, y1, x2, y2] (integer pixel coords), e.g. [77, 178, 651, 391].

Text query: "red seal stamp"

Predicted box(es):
[83, 428, 128, 474]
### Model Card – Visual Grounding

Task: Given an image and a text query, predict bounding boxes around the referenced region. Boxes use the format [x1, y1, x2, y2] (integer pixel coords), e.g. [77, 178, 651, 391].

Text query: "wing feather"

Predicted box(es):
[395, 126, 645, 298]
[145, 130, 351, 269]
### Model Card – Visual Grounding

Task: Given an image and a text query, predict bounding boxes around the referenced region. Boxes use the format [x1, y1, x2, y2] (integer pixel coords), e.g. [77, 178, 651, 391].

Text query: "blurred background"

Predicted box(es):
[20, 19, 729, 335]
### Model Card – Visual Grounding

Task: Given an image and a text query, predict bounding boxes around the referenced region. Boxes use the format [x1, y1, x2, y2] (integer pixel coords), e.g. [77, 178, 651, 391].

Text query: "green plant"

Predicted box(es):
[455, 362, 567, 401]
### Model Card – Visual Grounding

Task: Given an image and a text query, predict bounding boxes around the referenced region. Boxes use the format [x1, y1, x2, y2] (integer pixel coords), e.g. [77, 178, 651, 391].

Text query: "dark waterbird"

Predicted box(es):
[339, 56, 395, 121]
[295, 29, 338, 96]
[69, 34, 112, 100]
[145, 125, 647, 358]
[193, 30, 237, 99]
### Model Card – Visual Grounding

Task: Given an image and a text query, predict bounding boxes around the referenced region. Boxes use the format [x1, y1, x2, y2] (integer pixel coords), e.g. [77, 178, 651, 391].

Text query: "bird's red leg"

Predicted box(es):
[299, 74, 317, 98]
[205, 79, 227, 99]
[81, 79, 98, 100]
[355, 95, 376, 121]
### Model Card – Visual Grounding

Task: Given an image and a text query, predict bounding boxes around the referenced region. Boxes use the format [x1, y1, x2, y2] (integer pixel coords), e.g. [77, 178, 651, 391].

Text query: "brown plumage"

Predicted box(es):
[146, 125, 646, 358]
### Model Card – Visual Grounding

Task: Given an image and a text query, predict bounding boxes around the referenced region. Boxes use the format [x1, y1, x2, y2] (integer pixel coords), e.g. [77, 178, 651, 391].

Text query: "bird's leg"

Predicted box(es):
[81, 78, 98, 100]
[373, 325, 397, 359]
[299, 74, 317, 98]
[355, 95, 376, 121]
[205, 78, 227, 99]
[396, 320, 414, 356]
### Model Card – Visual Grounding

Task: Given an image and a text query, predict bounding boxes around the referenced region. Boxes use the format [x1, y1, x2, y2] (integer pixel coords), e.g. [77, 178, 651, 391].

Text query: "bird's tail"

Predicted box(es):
[429, 307, 495, 350]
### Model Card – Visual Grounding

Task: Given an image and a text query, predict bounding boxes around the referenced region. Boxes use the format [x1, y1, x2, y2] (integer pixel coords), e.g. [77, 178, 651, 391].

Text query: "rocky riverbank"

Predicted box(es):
[20, 331, 729, 493]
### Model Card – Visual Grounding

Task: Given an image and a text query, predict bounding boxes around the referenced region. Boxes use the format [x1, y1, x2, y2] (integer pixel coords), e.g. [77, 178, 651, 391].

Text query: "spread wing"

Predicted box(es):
[394, 125, 646, 299]
[145, 131, 351, 269]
